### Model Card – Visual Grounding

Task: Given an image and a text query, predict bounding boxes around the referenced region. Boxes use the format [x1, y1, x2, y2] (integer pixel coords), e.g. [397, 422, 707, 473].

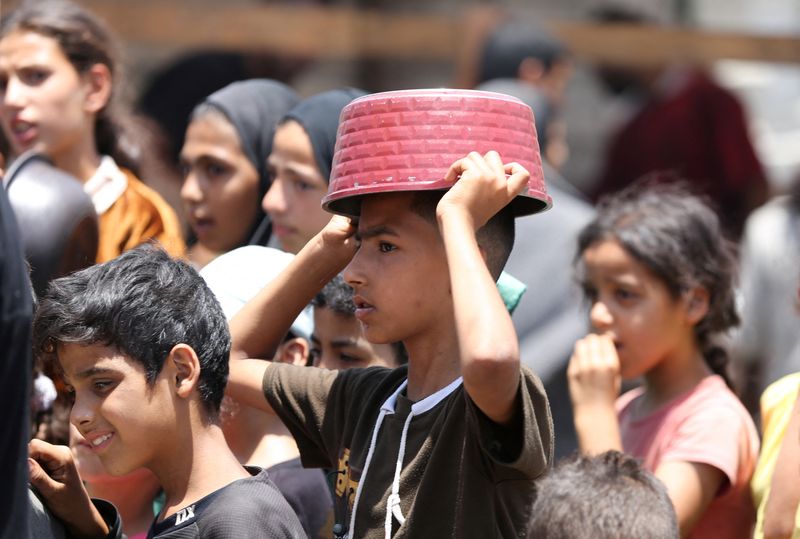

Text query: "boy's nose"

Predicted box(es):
[589, 301, 613, 331]
[69, 396, 95, 427]
[262, 179, 287, 215]
[343, 250, 365, 289]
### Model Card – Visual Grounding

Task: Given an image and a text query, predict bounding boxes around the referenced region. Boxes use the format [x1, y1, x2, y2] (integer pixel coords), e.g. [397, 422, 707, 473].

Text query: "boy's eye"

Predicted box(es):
[92, 380, 114, 393]
[308, 348, 321, 363]
[378, 242, 396, 253]
[339, 354, 364, 365]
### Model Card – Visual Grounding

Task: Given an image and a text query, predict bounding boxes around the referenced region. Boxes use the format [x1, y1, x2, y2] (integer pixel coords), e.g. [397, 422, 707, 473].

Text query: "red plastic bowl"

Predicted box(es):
[322, 88, 551, 217]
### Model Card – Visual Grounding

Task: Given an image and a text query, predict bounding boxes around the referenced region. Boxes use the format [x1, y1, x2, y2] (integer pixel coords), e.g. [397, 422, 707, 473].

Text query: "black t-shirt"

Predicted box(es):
[146, 467, 306, 538]
[268, 457, 332, 538]
[0, 187, 33, 539]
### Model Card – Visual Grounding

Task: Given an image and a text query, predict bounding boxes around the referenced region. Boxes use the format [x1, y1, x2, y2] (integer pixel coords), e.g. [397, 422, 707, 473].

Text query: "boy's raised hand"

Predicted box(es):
[28, 439, 110, 538]
[318, 214, 358, 265]
[438, 151, 529, 229]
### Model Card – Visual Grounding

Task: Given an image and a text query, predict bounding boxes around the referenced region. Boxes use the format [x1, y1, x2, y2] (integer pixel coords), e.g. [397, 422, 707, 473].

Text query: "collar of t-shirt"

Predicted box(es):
[83, 155, 128, 215]
[146, 466, 262, 538]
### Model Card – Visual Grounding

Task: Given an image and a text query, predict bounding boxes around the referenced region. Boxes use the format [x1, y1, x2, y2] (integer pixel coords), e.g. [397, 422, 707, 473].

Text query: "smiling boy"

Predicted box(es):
[31, 246, 305, 538]
[228, 151, 553, 538]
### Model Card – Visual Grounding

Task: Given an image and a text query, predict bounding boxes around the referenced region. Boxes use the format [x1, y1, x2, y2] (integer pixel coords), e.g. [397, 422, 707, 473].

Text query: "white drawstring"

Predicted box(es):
[385, 413, 414, 536]
[347, 376, 463, 538]
[347, 408, 388, 539]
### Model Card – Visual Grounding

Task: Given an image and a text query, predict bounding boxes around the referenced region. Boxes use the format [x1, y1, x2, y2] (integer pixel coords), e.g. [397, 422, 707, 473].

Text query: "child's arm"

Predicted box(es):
[654, 461, 725, 537]
[226, 216, 356, 411]
[28, 439, 115, 539]
[229, 215, 356, 360]
[436, 151, 529, 426]
[762, 389, 800, 539]
[567, 333, 623, 454]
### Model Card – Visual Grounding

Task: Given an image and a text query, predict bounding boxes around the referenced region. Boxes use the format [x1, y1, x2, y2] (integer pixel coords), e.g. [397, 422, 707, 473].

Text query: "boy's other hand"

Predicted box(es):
[567, 333, 621, 411]
[319, 214, 358, 261]
[28, 439, 110, 539]
[438, 151, 529, 229]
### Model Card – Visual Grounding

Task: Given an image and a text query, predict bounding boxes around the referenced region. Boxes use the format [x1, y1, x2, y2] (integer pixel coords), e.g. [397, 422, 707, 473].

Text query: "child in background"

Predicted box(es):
[179, 79, 298, 268]
[263, 88, 364, 254]
[227, 150, 553, 538]
[31, 246, 304, 538]
[310, 275, 407, 371]
[751, 373, 800, 539]
[0, 0, 184, 262]
[528, 450, 678, 539]
[567, 181, 759, 538]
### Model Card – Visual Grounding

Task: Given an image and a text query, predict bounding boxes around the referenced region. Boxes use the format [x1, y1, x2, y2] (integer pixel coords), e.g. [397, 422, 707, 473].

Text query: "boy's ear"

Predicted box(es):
[275, 337, 310, 366]
[167, 344, 201, 400]
[684, 287, 710, 326]
[82, 63, 112, 114]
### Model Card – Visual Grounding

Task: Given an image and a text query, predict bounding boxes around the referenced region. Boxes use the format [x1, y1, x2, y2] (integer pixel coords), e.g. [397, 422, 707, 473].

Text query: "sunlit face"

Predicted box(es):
[343, 192, 453, 346]
[310, 306, 399, 370]
[69, 423, 157, 487]
[0, 31, 94, 161]
[262, 120, 329, 253]
[60, 343, 175, 476]
[180, 112, 261, 253]
[580, 239, 695, 380]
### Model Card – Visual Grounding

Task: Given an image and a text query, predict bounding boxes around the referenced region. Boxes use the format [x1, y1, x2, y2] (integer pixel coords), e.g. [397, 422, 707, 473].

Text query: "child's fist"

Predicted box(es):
[567, 333, 622, 410]
[437, 151, 529, 229]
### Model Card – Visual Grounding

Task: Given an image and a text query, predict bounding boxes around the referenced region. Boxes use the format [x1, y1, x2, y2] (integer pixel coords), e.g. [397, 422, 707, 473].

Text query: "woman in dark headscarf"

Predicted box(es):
[180, 79, 299, 268]
[262, 88, 365, 254]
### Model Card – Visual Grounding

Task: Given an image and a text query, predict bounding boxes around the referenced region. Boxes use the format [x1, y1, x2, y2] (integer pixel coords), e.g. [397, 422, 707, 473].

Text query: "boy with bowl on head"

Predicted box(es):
[30, 246, 305, 538]
[228, 87, 553, 539]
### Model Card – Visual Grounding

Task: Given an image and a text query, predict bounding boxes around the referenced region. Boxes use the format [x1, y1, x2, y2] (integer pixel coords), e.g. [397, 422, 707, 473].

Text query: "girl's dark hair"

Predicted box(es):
[576, 178, 740, 387]
[1, 0, 141, 173]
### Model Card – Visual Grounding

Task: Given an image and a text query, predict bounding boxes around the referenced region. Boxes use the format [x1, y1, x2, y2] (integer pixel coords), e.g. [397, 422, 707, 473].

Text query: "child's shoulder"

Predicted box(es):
[200, 469, 305, 537]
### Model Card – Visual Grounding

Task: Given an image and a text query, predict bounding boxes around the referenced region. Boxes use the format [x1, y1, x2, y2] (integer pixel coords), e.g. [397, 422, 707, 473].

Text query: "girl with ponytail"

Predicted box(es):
[0, 0, 184, 263]
[567, 179, 759, 539]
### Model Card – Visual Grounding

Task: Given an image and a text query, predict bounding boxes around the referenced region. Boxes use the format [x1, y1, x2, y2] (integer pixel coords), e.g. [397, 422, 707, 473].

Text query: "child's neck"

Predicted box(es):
[642, 346, 713, 412]
[152, 417, 250, 520]
[403, 324, 461, 402]
[223, 403, 300, 469]
[86, 472, 160, 535]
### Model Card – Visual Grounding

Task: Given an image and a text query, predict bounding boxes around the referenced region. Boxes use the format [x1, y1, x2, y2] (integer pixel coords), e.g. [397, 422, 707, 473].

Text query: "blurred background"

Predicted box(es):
[2, 0, 798, 209]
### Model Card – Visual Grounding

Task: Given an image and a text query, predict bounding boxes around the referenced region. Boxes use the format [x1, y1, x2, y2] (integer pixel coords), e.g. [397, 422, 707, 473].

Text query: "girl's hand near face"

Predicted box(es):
[568, 333, 624, 455]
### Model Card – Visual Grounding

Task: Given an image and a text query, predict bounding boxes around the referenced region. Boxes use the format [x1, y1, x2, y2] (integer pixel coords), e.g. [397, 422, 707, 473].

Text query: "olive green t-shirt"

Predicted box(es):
[263, 364, 553, 538]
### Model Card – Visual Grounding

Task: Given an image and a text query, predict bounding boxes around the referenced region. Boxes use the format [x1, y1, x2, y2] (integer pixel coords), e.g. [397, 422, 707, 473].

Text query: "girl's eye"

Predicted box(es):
[378, 242, 396, 253]
[206, 162, 229, 177]
[20, 68, 48, 85]
[614, 288, 638, 302]
[308, 348, 320, 362]
[581, 284, 598, 302]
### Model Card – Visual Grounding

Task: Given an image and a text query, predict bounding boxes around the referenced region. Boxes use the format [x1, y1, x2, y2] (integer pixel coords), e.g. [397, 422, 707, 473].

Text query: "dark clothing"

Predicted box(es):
[264, 364, 553, 538]
[146, 467, 305, 538]
[268, 457, 332, 538]
[0, 186, 33, 539]
[594, 70, 767, 236]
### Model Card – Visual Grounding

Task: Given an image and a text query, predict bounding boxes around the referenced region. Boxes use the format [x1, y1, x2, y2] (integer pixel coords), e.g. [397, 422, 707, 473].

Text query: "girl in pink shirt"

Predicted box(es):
[567, 180, 759, 538]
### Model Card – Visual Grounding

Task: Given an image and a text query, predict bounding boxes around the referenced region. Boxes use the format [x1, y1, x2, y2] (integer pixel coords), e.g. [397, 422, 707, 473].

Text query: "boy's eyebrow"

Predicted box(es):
[67, 366, 117, 383]
[331, 337, 360, 348]
[355, 225, 398, 242]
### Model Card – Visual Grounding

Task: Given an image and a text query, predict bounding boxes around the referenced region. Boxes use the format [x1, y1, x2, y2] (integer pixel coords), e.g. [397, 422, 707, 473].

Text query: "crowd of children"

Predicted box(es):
[2, 1, 800, 538]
